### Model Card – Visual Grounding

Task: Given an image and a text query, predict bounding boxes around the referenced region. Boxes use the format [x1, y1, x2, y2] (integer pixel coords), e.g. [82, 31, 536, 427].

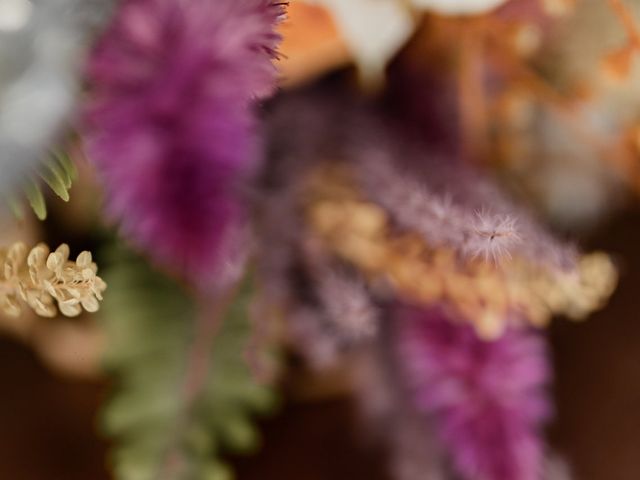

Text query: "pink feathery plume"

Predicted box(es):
[394, 305, 552, 480]
[355, 148, 576, 269]
[83, 0, 285, 283]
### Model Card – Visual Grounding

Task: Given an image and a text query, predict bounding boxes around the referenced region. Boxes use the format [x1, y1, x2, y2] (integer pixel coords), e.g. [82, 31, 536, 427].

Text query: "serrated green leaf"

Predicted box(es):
[100, 248, 279, 480]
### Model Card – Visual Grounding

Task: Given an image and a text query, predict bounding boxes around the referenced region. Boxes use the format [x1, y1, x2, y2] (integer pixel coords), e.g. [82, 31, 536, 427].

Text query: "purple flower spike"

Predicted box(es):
[84, 0, 284, 283]
[395, 305, 552, 480]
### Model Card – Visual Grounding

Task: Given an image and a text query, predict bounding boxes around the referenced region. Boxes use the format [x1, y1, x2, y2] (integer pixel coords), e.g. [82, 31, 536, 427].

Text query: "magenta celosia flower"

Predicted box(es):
[394, 305, 551, 480]
[84, 0, 284, 283]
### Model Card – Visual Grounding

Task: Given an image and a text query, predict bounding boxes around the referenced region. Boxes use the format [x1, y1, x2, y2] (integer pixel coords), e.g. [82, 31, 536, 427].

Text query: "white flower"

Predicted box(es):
[412, 0, 509, 15]
[308, 0, 415, 83]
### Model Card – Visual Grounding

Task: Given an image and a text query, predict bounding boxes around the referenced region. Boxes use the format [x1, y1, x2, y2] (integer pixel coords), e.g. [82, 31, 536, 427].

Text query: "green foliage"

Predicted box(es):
[101, 251, 278, 480]
[8, 151, 77, 220]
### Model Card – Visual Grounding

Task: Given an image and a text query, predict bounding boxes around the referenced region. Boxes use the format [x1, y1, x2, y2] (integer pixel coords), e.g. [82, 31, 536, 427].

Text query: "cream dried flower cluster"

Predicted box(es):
[0, 242, 106, 318]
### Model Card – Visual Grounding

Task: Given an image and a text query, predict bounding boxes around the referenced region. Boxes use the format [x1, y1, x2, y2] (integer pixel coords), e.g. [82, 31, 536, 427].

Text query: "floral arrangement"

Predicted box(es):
[0, 0, 636, 479]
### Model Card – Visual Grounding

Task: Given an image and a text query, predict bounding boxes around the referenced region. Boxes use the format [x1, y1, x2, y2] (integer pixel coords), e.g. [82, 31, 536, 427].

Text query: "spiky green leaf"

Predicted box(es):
[24, 181, 47, 220]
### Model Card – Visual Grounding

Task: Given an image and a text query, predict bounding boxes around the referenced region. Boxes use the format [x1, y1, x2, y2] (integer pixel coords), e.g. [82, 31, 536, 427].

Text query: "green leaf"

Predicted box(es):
[53, 150, 77, 188]
[4, 150, 77, 221]
[100, 248, 278, 480]
[40, 158, 70, 201]
[24, 181, 47, 220]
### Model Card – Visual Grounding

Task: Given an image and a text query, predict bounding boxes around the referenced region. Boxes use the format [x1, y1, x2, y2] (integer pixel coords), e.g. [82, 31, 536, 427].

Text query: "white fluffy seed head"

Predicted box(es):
[468, 211, 522, 263]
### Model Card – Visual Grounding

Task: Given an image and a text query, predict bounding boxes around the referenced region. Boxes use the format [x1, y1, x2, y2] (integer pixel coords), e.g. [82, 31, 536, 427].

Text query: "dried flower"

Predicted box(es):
[304, 163, 617, 338]
[394, 305, 551, 480]
[469, 211, 521, 262]
[260, 88, 618, 338]
[0, 242, 106, 318]
[355, 150, 575, 269]
[315, 269, 378, 340]
[84, 0, 285, 283]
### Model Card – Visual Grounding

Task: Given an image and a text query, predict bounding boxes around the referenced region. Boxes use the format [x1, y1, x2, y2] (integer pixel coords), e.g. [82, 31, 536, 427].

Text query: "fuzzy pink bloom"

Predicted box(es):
[84, 0, 284, 283]
[356, 148, 576, 269]
[394, 305, 551, 480]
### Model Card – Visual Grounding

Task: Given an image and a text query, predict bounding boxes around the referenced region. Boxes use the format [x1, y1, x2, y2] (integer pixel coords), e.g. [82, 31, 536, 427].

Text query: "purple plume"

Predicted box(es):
[394, 305, 552, 480]
[263, 86, 577, 271]
[83, 0, 284, 283]
[355, 146, 576, 270]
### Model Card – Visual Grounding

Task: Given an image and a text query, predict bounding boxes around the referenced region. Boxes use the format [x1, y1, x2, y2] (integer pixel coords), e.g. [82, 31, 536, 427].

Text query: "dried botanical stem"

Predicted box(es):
[156, 284, 239, 480]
